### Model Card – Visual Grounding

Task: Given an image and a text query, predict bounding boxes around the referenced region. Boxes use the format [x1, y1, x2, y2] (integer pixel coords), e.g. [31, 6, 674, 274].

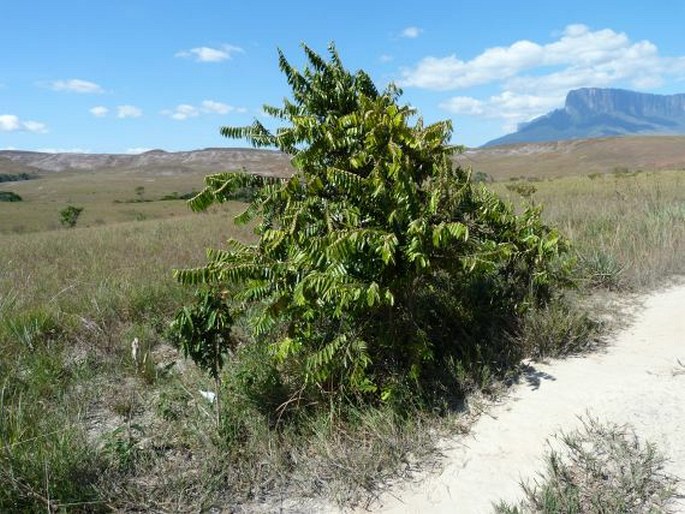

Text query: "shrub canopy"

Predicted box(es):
[174, 44, 571, 404]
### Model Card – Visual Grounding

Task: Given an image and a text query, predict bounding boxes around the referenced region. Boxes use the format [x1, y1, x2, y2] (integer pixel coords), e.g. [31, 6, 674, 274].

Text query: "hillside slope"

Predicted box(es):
[4, 136, 685, 182]
[0, 148, 293, 177]
[458, 135, 685, 179]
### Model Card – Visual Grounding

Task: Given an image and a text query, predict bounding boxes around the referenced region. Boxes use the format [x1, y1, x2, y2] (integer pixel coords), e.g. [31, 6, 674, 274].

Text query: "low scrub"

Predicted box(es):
[494, 417, 680, 514]
[516, 297, 601, 359]
[0, 173, 34, 183]
[0, 191, 22, 202]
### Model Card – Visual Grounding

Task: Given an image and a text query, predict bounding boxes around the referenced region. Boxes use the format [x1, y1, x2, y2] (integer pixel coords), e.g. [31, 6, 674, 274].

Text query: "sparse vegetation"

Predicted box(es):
[494, 417, 680, 514]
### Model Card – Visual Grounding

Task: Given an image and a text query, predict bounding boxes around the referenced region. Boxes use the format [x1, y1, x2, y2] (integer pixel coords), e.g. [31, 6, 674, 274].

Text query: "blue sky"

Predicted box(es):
[2, 0, 684, 153]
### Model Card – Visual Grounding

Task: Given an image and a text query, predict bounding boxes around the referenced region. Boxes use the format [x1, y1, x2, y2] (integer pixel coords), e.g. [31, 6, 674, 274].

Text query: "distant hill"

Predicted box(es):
[458, 135, 685, 180]
[484, 88, 685, 147]
[0, 148, 294, 177]
[3, 136, 685, 183]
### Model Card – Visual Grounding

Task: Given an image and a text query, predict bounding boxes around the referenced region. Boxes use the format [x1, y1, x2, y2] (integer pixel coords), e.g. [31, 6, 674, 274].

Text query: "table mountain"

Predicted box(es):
[483, 88, 685, 147]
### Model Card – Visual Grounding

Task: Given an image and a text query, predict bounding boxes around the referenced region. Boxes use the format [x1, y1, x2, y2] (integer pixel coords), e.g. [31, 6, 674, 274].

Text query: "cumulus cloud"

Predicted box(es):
[162, 104, 200, 120]
[125, 147, 153, 154]
[38, 148, 90, 154]
[402, 24, 685, 130]
[401, 26, 422, 39]
[117, 105, 142, 119]
[90, 106, 109, 117]
[163, 100, 246, 120]
[50, 79, 103, 93]
[401, 25, 667, 90]
[0, 114, 48, 133]
[201, 100, 233, 114]
[0, 115, 21, 131]
[175, 44, 244, 62]
[441, 93, 564, 132]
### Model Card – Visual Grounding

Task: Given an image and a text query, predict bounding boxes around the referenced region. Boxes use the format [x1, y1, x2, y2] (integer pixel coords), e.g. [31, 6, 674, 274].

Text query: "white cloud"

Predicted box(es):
[162, 104, 200, 120]
[175, 44, 244, 62]
[0, 114, 48, 133]
[90, 106, 109, 117]
[201, 100, 233, 114]
[402, 24, 685, 131]
[401, 26, 422, 39]
[440, 97, 485, 116]
[0, 115, 21, 131]
[38, 148, 90, 154]
[117, 105, 142, 119]
[379, 54, 394, 63]
[22, 121, 48, 133]
[401, 25, 676, 91]
[125, 147, 154, 154]
[442, 93, 564, 132]
[50, 79, 103, 93]
[163, 100, 246, 120]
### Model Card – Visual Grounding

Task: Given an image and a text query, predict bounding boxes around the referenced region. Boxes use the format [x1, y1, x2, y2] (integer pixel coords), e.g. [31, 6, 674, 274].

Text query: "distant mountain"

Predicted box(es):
[0, 148, 293, 177]
[483, 88, 685, 147]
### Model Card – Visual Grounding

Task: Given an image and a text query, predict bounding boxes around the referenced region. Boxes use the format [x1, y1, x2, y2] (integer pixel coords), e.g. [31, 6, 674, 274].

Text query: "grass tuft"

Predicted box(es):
[494, 417, 680, 514]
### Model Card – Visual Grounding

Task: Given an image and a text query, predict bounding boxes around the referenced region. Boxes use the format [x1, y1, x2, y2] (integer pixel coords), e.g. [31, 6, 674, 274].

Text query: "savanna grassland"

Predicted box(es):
[0, 168, 210, 234]
[1, 158, 684, 511]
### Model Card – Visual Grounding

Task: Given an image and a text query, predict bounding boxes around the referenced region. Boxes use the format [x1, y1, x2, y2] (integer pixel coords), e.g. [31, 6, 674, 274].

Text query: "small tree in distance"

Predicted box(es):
[173, 43, 571, 407]
[60, 205, 84, 228]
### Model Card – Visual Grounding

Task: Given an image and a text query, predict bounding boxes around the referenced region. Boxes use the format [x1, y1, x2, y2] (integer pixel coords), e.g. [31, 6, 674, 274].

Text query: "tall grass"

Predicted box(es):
[502, 169, 685, 289]
[0, 211, 248, 511]
[536, 170, 685, 289]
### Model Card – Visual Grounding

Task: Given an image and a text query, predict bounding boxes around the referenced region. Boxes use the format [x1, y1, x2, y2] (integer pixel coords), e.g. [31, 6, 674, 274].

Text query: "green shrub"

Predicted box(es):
[506, 182, 537, 199]
[0, 172, 35, 183]
[60, 205, 84, 228]
[0, 191, 22, 202]
[173, 43, 572, 409]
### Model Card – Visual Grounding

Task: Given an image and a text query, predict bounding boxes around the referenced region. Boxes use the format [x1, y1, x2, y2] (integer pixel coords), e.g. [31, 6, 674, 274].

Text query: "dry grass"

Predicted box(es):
[494, 417, 680, 514]
[0, 169, 212, 233]
[458, 135, 685, 180]
[495, 169, 685, 289]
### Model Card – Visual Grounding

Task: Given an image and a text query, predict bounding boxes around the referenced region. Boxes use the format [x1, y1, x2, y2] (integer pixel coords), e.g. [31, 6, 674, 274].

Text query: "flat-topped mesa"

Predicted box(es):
[483, 88, 685, 147]
[566, 88, 685, 118]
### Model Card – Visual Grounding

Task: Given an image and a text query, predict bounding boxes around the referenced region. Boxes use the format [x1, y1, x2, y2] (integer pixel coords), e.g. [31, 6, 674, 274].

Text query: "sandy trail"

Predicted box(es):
[360, 283, 685, 513]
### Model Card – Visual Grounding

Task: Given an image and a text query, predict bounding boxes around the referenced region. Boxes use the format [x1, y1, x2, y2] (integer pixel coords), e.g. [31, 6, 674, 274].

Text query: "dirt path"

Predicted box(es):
[363, 283, 685, 513]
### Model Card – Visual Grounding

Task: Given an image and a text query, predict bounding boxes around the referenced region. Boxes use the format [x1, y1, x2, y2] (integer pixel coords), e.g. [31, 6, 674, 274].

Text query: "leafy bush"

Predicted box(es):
[0, 191, 22, 202]
[0, 172, 35, 183]
[173, 44, 572, 408]
[60, 205, 84, 228]
[506, 182, 537, 199]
